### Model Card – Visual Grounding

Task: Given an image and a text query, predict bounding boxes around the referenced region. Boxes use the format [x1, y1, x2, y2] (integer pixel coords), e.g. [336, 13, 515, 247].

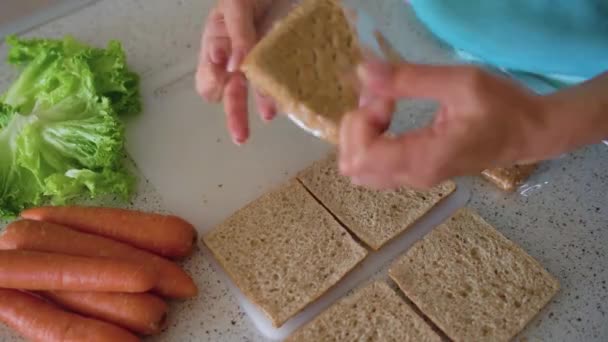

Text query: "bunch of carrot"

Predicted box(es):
[0, 206, 199, 342]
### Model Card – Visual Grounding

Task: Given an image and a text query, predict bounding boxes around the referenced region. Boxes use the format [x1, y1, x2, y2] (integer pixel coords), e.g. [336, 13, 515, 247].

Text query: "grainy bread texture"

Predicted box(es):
[297, 153, 457, 250]
[241, 0, 361, 144]
[389, 208, 560, 342]
[481, 164, 538, 192]
[203, 179, 367, 327]
[287, 281, 442, 342]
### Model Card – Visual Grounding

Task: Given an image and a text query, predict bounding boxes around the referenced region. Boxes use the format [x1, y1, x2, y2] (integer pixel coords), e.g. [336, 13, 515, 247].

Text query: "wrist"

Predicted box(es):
[532, 71, 608, 159]
[540, 80, 608, 154]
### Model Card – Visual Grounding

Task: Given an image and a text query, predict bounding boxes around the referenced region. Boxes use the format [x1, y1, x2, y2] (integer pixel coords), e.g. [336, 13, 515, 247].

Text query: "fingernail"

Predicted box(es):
[260, 103, 276, 122]
[262, 112, 275, 122]
[227, 50, 245, 73]
[232, 134, 246, 145]
[233, 138, 244, 146]
[357, 61, 393, 84]
[211, 48, 227, 65]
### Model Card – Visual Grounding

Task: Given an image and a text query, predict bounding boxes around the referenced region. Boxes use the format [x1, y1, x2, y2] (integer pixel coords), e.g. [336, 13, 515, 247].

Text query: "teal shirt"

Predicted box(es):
[408, 0, 608, 93]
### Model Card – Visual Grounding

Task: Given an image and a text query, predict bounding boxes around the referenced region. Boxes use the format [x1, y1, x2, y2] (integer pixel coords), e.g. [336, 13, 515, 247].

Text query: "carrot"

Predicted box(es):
[0, 250, 158, 293]
[21, 206, 197, 258]
[0, 289, 139, 342]
[1, 220, 198, 298]
[42, 291, 167, 335]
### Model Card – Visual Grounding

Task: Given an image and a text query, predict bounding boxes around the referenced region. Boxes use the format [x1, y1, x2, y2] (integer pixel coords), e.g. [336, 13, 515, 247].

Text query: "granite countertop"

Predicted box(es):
[0, 0, 606, 341]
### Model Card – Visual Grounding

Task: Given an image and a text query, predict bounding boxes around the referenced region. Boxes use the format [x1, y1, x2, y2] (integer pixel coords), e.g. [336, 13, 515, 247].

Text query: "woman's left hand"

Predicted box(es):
[339, 60, 581, 190]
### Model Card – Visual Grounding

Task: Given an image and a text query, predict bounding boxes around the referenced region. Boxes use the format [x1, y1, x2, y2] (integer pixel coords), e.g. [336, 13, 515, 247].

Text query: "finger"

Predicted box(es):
[339, 112, 357, 174]
[340, 99, 394, 175]
[207, 36, 231, 65]
[223, 0, 258, 72]
[196, 62, 229, 102]
[197, 9, 230, 102]
[363, 126, 447, 189]
[351, 172, 403, 190]
[223, 73, 250, 144]
[254, 91, 276, 121]
[357, 60, 466, 101]
[202, 9, 231, 65]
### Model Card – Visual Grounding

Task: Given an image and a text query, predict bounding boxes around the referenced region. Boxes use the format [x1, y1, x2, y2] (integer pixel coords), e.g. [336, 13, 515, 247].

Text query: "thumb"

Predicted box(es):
[357, 60, 462, 102]
[223, 0, 258, 72]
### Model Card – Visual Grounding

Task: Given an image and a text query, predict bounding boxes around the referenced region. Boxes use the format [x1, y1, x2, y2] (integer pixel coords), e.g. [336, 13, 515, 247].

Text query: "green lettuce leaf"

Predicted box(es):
[0, 103, 15, 129]
[44, 168, 134, 205]
[0, 109, 42, 217]
[0, 35, 141, 217]
[87, 40, 141, 115]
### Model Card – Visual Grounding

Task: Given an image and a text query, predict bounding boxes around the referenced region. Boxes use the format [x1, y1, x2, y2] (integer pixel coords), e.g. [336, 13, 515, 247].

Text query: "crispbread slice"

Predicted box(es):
[481, 164, 538, 192]
[297, 153, 456, 250]
[287, 281, 441, 342]
[241, 0, 360, 144]
[389, 208, 559, 342]
[203, 179, 367, 327]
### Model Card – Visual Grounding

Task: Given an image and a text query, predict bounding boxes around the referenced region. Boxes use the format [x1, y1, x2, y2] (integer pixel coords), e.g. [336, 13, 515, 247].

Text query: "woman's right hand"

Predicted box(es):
[196, 0, 282, 145]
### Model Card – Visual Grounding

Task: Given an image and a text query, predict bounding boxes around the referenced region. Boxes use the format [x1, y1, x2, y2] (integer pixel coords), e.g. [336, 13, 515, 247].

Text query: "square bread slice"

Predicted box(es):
[389, 208, 560, 342]
[241, 0, 361, 144]
[297, 153, 456, 250]
[286, 281, 442, 342]
[481, 164, 538, 192]
[203, 179, 367, 327]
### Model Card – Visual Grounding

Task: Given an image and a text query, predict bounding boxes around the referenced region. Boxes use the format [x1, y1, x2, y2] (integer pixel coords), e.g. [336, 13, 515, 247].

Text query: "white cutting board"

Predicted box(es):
[0, 0, 97, 39]
[126, 54, 470, 340]
[126, 56, 332, 233]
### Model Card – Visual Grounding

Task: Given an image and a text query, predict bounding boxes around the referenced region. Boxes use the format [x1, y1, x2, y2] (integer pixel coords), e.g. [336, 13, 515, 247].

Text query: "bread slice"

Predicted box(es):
[241, 0, 361, 144]
[203, 179, 367, 327]
[297, 153, 456, 250]
[481, 164, 538, 192]
[287, 281, 441, 342]
[389, 208, 559, 342]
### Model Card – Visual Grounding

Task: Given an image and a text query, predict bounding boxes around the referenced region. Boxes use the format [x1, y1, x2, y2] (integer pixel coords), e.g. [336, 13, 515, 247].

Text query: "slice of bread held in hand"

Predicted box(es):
[287, 281, 442, 342]
[297, 153, 456, 250]
[389, 208, 559, 342]
[241, 0, 361, 144]
[203, 179, 367, 327]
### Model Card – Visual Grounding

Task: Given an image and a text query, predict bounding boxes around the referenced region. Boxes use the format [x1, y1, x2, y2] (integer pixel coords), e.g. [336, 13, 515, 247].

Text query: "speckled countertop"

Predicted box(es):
[0, 1, 606, 341]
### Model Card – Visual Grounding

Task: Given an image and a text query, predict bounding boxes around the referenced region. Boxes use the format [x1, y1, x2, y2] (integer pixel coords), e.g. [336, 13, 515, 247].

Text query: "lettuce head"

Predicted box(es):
[0, 36, 141, 218]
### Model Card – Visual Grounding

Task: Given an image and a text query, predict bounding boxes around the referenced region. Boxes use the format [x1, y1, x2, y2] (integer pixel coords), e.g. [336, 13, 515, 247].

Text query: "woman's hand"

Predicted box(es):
[339, 60, 608, 190]
[196, 0, 278, 144]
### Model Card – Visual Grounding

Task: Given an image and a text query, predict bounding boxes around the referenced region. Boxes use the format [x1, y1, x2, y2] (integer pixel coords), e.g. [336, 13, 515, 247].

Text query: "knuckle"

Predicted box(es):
[458, 67, 492, 108]
[461, 67, 488, 92]
[204, 8, 223, 34]
[208, 7, 220, 21]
